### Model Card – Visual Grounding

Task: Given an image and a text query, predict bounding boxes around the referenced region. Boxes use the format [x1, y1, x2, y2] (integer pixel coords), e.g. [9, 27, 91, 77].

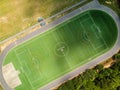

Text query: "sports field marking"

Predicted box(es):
[26, 48, 43, 75]
[15, 50, 34, 89]
[97, 31, 108, 49]
[15, 49, 46, 89]
[90, 24, 106, 49]
[14, 50, 25, 57]
[81, 13, 108, 51]
[13, 11, 89, 49]
[95, 26, 109, 48]
[80, 21, 97, 53]
[23, 71, 35, 89]
[80, 17, 90, 23]
[65, 25, 75, 41]
[55, 42, 69, 56]
[78, 19, 96, 56]
[14, 50, 24, 66]
[91, 24, 108, 50]
[96, 26, 101, 33]
[52, 32, 71, 67]
[88, 12, 103, 34]
[3, 9, 117, 90]
[14, 50, 31, 74]
[15, 49, 41, 81]
[57, 44, 71, 67]
[91, 25, 100, 39]
[82, 24, 101, 54]
[88, 12, 108, 48]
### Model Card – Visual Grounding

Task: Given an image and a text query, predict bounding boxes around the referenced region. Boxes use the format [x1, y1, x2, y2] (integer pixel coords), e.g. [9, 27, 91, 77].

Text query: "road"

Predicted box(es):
[0, 0, 120, 90]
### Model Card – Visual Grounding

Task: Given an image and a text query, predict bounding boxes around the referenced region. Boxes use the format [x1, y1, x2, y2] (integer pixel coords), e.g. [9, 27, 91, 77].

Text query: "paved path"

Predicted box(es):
[0, 0, 120, 90]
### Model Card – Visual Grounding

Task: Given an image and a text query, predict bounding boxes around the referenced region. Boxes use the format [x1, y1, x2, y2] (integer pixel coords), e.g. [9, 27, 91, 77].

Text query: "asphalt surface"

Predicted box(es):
[0, 0, 120, 90]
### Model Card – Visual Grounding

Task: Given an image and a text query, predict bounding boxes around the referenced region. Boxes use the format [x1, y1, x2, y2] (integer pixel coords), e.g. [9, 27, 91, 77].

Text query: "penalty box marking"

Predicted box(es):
[14, 49, 44, 87]
[53, 28, 87, 69]
[80, 21, 97, 53]
[24, 48, 45, 76]
[53, 33, 71, 67]
[88, 12, 108, 48]
[14, 49, 32, 75]
[80, 14, 108, 51]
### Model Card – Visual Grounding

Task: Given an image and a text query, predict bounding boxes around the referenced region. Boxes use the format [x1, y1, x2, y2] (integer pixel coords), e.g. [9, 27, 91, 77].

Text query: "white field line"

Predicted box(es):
[89, 26, 106, 51]
[90, 25, 105, 50]
[14, 50, 25, 56]
[88, 13, 108, 48]
[27, 48, 42, 75]
[23, 72, 35, 89]
[15, 51, 31, 74]
[56, 32, 64, 42]
[68, 26, 76, 41]
[32, 74, 45, 86]
[53, 31, 71, 67]
[52, 32, 58, 42]
[14, 49, 35, 88]
[14, 50, 23, 66]
[91, 25, 100, 39]
[96, 27, 109, 49]
[27, 44, 50, 77]
[95, 16, 109, 49]
[80, 17, 90, 23]
[39, 41, 53, 78]
[90, 25, 105, 49]
[70, 22, 87, 57]
[15, 49, 35, 88]
[18, 52, 34, 89]
[80, 21, 97, 53]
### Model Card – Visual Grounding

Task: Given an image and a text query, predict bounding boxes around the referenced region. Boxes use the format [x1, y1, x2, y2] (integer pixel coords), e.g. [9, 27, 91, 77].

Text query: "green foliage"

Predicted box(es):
[57, 60, 120, 90]
[115, 54, 120, 61]
[94, 64, 104, 72]
[98, 0, 120, 16]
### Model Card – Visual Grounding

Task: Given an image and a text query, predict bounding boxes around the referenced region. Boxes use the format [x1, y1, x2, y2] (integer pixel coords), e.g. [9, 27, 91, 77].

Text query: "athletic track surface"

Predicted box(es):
[0, 0, 120, 90]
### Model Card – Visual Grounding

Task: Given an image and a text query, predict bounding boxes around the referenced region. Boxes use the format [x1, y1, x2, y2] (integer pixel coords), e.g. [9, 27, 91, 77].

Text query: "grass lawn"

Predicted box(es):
[3, 10, 118, 90]
[0, 0, 84, 41]
[0, 85, 4, 90]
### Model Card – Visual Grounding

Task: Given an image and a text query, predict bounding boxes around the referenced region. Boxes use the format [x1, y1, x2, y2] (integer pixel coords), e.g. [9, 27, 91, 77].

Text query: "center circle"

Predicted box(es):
[55, 42, 69, 57]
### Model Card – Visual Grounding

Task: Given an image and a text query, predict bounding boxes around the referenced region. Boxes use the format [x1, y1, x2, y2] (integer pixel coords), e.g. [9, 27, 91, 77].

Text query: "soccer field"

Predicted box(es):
[3, 10, 118, 90]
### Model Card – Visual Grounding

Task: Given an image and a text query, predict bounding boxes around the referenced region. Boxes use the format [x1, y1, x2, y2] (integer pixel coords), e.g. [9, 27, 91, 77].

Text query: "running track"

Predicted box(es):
[0, 0, 120, 90]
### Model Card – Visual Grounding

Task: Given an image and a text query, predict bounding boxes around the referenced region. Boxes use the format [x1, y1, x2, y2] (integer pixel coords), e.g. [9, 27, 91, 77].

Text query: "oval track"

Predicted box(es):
[0, 1, 120, 90]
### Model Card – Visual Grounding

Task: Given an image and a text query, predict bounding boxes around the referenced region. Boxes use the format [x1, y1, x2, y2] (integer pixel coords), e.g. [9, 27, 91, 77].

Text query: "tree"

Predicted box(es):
[57, 57, 120, 90]
[115, 53, 120, 61]
[94, 64, 104, 72]
[117, 86, 120, 90]
[117, 0, 120, 8]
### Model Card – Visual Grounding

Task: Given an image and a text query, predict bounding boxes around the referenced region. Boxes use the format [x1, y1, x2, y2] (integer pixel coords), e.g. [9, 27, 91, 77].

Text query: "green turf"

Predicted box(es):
[3, 10, 118, 90]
